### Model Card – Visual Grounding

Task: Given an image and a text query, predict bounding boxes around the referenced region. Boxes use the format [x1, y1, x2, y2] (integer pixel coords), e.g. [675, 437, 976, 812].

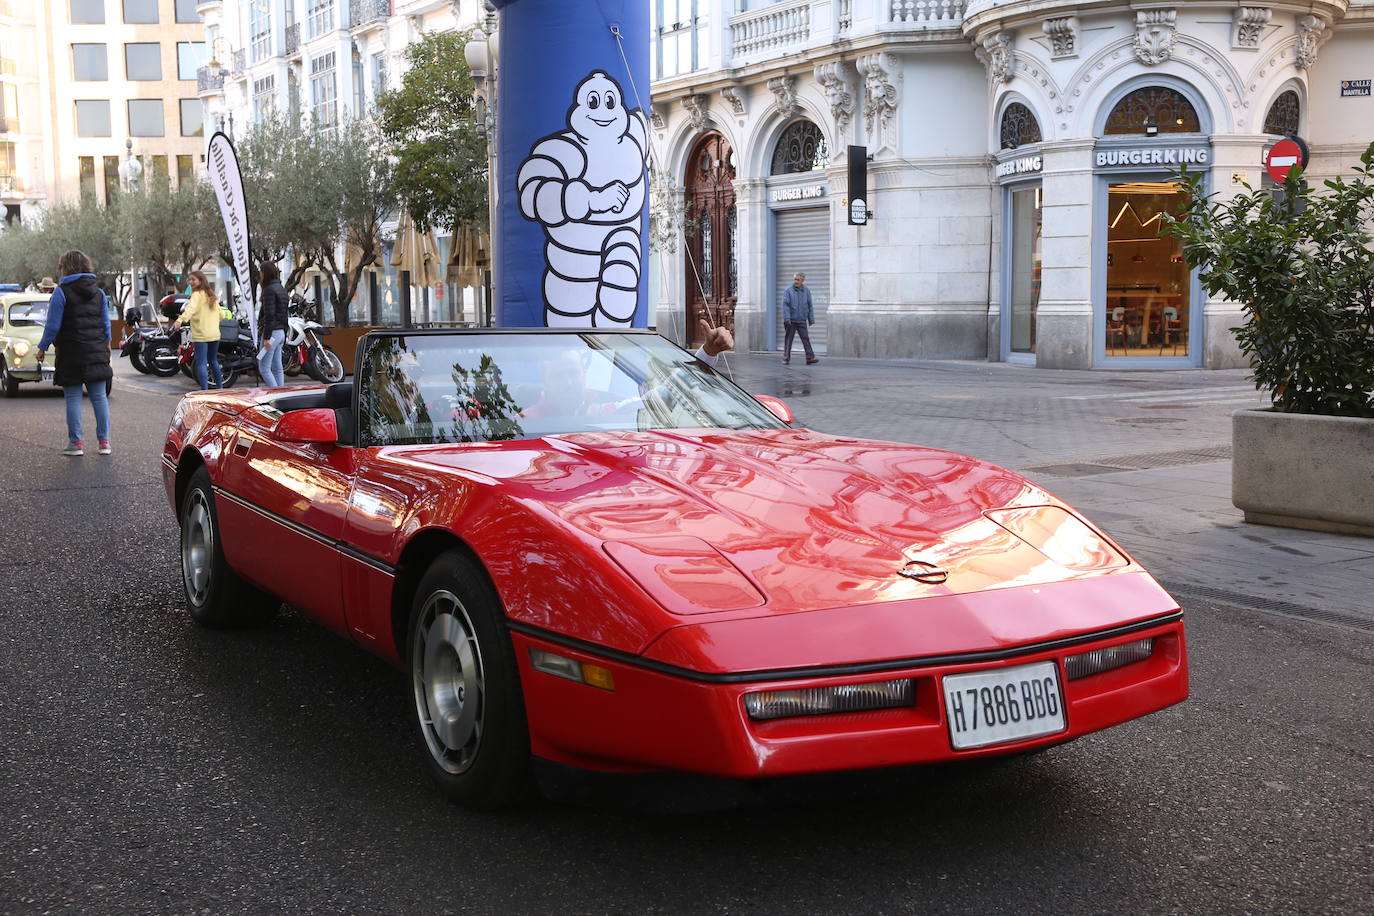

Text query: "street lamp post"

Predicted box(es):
[464, 4, 499, 326]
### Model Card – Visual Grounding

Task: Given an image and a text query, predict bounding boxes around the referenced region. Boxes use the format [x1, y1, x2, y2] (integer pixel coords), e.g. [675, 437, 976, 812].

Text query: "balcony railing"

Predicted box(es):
[730, 0, 811, 60]
[887, 0, 967, 26]
[285, 22, 301, 55]
[231, 48, 246, 77]
[350, 0, 390, 28]
[197, 65, 225, 92]
[0, 175, 23, 194]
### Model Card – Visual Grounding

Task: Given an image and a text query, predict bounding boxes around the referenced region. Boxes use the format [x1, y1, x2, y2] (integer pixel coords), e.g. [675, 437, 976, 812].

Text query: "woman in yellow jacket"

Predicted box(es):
[171, 271, 224, 389]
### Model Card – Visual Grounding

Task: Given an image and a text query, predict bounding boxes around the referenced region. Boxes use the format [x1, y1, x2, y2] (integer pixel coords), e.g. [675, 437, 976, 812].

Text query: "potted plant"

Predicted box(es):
[1165, 141, 1374, 536]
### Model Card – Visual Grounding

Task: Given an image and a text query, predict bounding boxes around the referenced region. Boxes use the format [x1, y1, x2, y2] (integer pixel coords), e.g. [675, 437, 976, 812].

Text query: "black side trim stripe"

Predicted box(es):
[507, 611, 1185, 685]
[213, 485, 397, 577]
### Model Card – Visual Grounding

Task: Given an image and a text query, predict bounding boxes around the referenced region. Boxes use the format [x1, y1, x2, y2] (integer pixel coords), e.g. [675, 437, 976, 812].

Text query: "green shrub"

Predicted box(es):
[1165, 141, 1374, 418]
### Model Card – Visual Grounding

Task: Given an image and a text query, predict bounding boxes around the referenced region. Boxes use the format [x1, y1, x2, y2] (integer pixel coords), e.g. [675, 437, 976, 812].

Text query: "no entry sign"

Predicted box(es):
[1265, 137, 1309, 183]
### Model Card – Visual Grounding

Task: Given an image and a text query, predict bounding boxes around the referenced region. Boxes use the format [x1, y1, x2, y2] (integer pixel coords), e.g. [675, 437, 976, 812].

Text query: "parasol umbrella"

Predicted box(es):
[447, 225, 489, 290]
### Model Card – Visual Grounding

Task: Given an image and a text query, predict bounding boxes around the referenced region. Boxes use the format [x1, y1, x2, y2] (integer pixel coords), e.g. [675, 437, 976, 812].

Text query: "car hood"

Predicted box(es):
[2, 324, 44, 343]
[399, 428, 1133, 617]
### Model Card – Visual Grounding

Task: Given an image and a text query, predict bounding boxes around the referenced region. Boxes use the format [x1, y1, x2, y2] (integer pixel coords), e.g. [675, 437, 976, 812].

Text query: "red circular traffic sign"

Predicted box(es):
[1265, 137, 1308, 183]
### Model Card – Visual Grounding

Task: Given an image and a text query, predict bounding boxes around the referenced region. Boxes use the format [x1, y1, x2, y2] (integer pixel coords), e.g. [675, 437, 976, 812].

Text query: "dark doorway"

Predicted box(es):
[683, 132, 736, 347]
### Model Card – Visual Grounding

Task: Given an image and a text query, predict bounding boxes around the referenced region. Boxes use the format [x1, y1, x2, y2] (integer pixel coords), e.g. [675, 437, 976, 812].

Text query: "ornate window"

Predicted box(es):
[1263, 90, 1300, 137]
[771, 120, 829, 175]
[1104, 87, 1200, 135]
[1000, 102, 1042, 150]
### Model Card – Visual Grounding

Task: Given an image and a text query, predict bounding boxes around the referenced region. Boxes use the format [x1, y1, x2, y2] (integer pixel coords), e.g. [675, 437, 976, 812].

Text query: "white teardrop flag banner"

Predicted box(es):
[206, 131, 257, 344]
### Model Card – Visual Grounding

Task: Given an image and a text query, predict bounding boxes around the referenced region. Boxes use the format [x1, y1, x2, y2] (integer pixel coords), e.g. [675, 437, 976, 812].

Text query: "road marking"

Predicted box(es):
[1057, 385, 1260, 402]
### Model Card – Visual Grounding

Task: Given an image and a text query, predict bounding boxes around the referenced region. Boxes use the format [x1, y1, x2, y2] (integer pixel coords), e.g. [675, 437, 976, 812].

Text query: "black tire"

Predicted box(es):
[305, 345, 345, 384]
[408, 550, 531, 809]
[0, 358, 17, 398]
[219, 358, 241, 389]
[146, 342, 181, 377]
[128, 348, 146, 373]
[179, 467, 279, 628]
[180, 359, 196, 380]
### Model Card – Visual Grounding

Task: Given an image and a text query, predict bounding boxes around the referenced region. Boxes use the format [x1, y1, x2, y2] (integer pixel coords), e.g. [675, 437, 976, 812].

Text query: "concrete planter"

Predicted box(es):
[1233, 408, 1374, 537]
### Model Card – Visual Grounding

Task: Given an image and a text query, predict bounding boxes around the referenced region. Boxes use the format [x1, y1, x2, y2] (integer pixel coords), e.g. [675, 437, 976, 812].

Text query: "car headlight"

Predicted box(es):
[744, 679, 915, 721]
[11, 339, 30, 357]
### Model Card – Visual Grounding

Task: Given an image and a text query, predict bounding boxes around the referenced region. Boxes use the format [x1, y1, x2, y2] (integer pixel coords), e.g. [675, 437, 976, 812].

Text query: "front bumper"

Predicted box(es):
[513, 613, 1189, 778]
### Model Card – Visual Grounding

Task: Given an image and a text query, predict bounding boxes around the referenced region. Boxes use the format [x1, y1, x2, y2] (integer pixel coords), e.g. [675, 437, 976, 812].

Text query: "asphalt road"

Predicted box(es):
[1, 360, 1370, 915]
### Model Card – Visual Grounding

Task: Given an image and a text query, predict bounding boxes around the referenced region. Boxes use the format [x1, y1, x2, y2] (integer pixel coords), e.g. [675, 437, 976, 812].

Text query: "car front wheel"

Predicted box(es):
[409, 550, 530, 809]
[180, 466, 279, 628]
[0, 358, 18, 397]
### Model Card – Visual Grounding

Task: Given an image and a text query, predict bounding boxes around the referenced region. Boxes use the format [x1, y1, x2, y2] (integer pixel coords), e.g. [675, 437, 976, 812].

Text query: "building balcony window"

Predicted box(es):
[729, 0, 811, 64]
[197, 65, 226, 93]
[349, 0, 389, 28]
[286, 22, 301, 56]
[231, 48, 246, 77]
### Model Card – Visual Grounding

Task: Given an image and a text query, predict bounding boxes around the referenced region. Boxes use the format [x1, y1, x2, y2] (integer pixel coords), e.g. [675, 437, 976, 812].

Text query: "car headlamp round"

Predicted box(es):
[744, 678, 915, 721]
[12, 339, 30, 357]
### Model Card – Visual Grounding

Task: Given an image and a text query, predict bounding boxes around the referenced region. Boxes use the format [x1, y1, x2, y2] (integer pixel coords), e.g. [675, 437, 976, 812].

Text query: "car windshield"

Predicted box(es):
[357, 331, 787, 447]
[6, 300, 49, 326]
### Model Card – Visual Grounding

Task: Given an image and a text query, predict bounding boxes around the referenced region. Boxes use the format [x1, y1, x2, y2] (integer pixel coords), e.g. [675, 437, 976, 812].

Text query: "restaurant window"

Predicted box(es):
[102, 155, 121, 201]
[70, 0, 105, 24]
[1104, 87, 1199, 135]
[123, 0, 158, 23]
[177, 154, 195, 187]
[125, 42, 161, 81]
[79, 156, 97, 199]
[1007, 185, 1042, 355]
[74, 100, 111, 137]
[128, 98, 165, 137]
[1263, 90, 1300, 137]
[1104, 182, 1191, 358]
[72, 43, 108, 81]
[770, 119, 829, 175]
[1000, 103, 1041, 150]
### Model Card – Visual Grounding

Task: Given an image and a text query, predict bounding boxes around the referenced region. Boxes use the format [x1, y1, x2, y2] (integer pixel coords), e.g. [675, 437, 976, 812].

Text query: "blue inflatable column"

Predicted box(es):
[490, 0, 650, 328]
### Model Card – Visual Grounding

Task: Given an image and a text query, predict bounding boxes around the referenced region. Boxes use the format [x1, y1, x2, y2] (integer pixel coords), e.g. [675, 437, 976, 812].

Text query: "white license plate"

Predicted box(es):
[943, 660, 1066, 750]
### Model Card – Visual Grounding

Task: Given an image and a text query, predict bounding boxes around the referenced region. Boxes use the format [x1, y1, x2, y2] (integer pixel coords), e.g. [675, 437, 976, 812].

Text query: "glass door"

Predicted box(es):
[1104, 181, 1191, 359]
[1007, 185, 1042, 358]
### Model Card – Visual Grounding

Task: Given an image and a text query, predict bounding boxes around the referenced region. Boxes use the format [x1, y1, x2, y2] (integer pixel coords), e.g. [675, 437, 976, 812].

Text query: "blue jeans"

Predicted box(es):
[258, 329, 285, 386]
[194, 340, 223, 390]
[63, 381, 110, 444]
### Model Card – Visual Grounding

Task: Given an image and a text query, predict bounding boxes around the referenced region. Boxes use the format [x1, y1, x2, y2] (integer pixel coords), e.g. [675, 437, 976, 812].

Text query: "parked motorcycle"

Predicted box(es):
[119, 308, 154, 373]
[176, 318, 259, 388]
[284, 294, 345, 383]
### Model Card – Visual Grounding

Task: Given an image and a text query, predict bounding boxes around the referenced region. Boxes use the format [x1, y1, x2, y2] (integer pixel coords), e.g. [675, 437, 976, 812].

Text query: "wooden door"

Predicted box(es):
[684, 133, 737, 347]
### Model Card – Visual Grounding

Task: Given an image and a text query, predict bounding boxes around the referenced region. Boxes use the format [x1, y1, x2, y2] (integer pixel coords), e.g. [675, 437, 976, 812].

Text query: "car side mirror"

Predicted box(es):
[271, 408, 339, 445]
[755, 395, 794, 425]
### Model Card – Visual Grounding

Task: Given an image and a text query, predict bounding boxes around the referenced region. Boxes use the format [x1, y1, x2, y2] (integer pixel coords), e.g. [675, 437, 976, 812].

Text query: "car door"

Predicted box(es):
[216, 404, 356, 634]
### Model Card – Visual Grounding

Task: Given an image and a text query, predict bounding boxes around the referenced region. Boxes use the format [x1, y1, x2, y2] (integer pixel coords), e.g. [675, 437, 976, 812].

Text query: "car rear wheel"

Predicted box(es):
[0, 358, 18, 398]
[408, 551, 531, 809]
[180, 467, 279, 628]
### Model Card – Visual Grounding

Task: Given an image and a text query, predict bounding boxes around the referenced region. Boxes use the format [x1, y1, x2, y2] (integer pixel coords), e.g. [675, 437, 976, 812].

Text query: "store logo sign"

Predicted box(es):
[996, 156, 1042, 177]
[771, 185, 826, 202]
[1096, 148, 1209, 167]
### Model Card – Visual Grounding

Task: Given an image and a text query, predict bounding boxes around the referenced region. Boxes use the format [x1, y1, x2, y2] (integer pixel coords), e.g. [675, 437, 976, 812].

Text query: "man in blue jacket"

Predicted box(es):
[781, 272, 818, 365]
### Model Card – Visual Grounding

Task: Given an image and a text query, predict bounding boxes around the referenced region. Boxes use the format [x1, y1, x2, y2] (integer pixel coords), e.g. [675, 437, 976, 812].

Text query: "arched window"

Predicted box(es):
[1000, 102, 1042, 150]
[770, 120, 829, 175]
[1104, 87, 1200, 135]
[1263, 90, 1301, 137]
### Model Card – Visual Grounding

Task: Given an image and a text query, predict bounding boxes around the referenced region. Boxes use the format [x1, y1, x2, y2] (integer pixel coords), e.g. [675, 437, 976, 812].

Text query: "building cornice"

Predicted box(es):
[962, 0, 1351, 42]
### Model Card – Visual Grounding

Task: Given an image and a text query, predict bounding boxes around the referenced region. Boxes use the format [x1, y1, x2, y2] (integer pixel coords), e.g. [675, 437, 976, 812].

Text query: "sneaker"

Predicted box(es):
[783, 358, 790, 365]
[806, 357, 820, 365]
[98, 439, 111, 455]
[63, 441, 84, 456]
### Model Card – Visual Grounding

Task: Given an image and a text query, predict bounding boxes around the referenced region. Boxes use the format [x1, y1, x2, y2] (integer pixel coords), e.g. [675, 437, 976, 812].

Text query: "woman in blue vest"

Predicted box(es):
[35, 250, 113, 457]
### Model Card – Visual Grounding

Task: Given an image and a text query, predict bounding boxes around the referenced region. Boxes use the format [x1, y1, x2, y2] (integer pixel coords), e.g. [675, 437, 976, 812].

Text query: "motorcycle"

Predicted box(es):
[119, 308, 155, 374]
[284, 294, 345, 383]
[176, 318, 259, 388]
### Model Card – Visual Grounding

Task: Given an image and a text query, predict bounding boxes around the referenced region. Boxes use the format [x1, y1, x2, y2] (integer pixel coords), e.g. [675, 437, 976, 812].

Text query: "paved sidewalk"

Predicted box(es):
[716, 349, 1374, 624]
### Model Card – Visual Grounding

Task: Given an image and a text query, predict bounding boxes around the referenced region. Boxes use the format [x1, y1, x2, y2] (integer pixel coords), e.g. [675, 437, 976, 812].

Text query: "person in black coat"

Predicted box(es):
[36, 250, 113, 456]
[256, 263, 289, 386]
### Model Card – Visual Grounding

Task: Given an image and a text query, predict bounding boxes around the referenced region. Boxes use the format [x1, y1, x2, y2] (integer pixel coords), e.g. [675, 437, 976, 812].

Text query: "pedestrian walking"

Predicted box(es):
[257, 263, 289, 387]
[35, 250, 113, 456]
[781, 272, 818, 365]
[171, 271, 224, 390]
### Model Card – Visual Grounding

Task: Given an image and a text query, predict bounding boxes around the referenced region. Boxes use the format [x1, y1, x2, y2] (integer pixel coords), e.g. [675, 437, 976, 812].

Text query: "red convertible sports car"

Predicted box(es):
[164, 329, 1188, 808]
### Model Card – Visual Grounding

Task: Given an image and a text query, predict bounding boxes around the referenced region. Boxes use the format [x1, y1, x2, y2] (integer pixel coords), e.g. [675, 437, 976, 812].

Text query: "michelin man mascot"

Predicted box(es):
[516, 71, 648, 327]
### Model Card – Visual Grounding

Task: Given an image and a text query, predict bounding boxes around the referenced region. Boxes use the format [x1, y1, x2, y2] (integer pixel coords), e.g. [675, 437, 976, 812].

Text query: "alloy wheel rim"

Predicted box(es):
[181, 490, 213, 606]
[412, 590, 485, 775]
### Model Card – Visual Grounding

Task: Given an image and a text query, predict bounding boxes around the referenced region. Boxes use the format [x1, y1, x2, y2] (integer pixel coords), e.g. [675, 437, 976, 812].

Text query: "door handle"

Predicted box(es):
[234, 437, 252, 457]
